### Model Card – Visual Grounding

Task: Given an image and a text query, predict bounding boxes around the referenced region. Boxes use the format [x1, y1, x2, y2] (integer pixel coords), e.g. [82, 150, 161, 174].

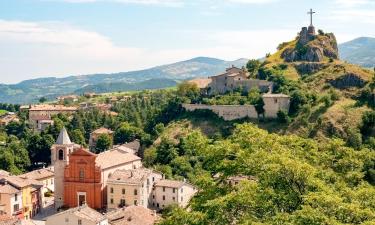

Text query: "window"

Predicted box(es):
[163, 187, 165, 192]
[181, 188, 183, 193]
[274, 99, 278, 103]
[14, 194, 18, 201]
[152, 177, 155, 182]
[78, 219, 82, 225]
[51, 179, 54, 185]
[65, 218, 69, 223]
[58, 149, 64, 160]
[122, 189, 125, 195]
[13, 204, 19, 212]
[110, 187, 114, 194]
[134, 189, 137, 195]
[79, 169, 84, 181]
[162, 195, 165, 200]
[147, 179, 150, 185]
[134, 200, 138, 205]
[152, 195, 155, 199]
[173, 188, 176, 193]
[120, 199, 125, 207]
[173, 197, 175, 201]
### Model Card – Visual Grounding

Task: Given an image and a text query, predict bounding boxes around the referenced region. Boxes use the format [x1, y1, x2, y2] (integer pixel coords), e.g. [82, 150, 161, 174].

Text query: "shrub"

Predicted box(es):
[277, 110, 290, 124]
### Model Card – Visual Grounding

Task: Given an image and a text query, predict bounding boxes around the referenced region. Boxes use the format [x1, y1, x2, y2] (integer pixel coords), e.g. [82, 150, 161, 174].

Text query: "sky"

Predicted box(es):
[0, 0, 375, 84]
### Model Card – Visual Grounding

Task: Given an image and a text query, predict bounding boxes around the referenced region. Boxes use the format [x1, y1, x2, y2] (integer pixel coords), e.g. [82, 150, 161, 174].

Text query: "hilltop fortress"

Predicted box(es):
[186, 66, 290, 120]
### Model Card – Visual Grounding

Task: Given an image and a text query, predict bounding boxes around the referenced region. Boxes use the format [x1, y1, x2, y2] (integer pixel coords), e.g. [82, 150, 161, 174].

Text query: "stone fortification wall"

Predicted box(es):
[182, 104, 258, 121]
[183, 95, 290, 121]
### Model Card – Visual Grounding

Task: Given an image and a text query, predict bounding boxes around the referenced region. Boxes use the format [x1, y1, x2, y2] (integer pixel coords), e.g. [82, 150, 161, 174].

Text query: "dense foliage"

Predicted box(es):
[147, 123, 375, 225]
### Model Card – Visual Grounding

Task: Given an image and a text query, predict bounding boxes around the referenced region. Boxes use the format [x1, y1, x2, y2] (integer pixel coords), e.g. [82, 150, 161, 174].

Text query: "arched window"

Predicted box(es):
[58, 150, 64, 160]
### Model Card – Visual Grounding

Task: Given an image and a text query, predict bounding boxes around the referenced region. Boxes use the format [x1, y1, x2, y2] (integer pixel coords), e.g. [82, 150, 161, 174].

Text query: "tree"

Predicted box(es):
[156, 138, 178, 165]
[95, 134, 112, 153]
[39, 97, 47, 103]
[360, 111, 375, 137]
[177, 81, 200, 103]
[27, 134, 55, 168]
[277, 110, 290, 123]
[114, 122, 144, 144]
[246, 59, 261, 77]
[70, 129, 86, 147]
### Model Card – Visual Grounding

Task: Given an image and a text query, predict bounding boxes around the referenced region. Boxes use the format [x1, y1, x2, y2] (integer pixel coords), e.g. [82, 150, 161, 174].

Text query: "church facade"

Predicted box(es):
[51, 128, 142, 210]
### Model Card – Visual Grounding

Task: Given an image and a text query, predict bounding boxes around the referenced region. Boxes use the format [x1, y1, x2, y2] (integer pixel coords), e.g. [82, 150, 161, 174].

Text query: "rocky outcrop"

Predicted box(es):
[294, 62, 327, 75]
[281, 28, 339, 63]
[328, 73, 368, 89]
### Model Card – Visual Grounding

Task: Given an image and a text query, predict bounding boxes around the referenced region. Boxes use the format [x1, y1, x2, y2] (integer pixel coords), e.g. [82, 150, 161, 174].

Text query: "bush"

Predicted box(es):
[277, 110, 290, 124]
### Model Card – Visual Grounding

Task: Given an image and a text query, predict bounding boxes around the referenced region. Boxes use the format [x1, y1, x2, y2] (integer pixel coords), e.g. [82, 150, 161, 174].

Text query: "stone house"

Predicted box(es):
[28, 105, 77, 130]
[192, 66, 274, 95]
[262, 93, 291, 118]
[106, 168, 162, 209]
[46, 204, 108, 225]
[152, 180, 197, 210]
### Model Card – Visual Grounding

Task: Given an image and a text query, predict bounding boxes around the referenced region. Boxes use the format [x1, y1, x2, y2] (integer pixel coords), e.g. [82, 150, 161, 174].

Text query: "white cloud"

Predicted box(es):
[0, 19, 297, 83]
[227, 0, 278, 3]
[47, 0, 184, 7]
[331, 9, 375, 24]
[334, 0, 373, 7]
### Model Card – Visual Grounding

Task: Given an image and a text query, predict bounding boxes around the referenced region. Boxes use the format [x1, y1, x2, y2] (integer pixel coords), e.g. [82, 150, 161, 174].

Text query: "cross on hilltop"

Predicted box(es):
[308, 8, 316, 27]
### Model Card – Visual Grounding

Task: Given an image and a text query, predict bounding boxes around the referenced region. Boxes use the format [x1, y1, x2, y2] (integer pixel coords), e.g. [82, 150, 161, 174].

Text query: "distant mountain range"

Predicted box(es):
[339, 37, 375, 68]
[1, 37, 374, 104]
[0, 57, 248, 104]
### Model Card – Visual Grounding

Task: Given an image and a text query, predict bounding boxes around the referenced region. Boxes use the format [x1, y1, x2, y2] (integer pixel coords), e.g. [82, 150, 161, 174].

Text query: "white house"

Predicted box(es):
[152, 180, 197, 209]
[107, 168, 162, 209]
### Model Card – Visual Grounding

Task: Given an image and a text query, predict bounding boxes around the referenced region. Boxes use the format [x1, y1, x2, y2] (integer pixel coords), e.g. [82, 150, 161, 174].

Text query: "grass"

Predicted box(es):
[0, 110, 8, 116]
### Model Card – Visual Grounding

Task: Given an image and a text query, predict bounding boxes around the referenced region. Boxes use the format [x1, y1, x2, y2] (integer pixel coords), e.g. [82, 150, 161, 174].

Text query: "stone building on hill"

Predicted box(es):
[28, 105, 77, 131]
[189, 66, 273, 95]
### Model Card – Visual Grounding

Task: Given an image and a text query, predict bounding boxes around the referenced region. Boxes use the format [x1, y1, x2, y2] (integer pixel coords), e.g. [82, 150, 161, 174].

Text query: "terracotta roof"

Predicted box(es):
[19, 168, 54, 181]
[1, 176, 42, 189]
[29, 115, 51, 121]
[108, 168, 158, 185]
[48, 205, 106, 223]
[56, 127, 72, 145]
[29, 104, 77, 111]
[95, 149, 141, 170]
[92, 127, 114, 135]
[107, 206, 159, 225]
[0, 184, 20, 194]
[0, 170, 9, 177]
[154, 179, 193, 189]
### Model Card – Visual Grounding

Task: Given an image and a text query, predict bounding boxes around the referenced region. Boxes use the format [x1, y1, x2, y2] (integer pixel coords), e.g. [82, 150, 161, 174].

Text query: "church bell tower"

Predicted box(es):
[51, 127, 76, 209]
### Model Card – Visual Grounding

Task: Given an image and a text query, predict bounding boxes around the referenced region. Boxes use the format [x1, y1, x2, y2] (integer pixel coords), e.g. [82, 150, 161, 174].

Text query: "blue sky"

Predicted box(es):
[0, 0, 374, 84]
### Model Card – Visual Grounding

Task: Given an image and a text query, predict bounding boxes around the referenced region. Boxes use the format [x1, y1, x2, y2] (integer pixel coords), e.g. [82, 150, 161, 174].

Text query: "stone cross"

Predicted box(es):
[308, 8, 316, 26]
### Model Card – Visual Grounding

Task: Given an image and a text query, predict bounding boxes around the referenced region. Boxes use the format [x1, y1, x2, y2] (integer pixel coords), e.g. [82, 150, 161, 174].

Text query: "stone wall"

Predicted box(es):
[182, 104, 258, 121]
[182, 94, 290, 121]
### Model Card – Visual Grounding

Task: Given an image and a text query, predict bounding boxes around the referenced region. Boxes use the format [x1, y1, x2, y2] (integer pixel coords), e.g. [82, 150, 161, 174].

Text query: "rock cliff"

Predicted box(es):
[281, 28, 339, 63]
